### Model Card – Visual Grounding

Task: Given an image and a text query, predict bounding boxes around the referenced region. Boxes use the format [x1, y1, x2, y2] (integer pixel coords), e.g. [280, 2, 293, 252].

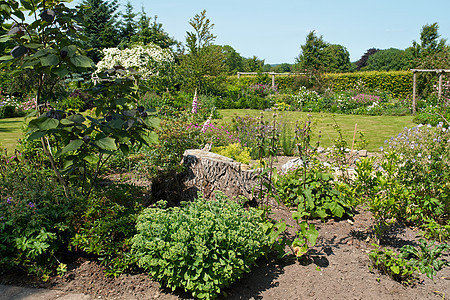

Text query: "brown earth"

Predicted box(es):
[1, 153, 449, 300]
[1, 206, 449, 300]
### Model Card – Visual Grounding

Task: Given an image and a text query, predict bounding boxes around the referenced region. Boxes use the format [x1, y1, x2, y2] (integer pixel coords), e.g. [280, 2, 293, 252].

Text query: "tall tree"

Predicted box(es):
[355, 48, 379, 70]
[322, 44, 351, 73]
[131, 9, 178, 50]
[185, 10, 216, 55]
[80, 0, 120, 62]
[219, 45, 245, 74]
[295, 31, 328, 72]
[118, 1, 137, 47]
[180, 10, 225, 92]
[412, 22, 447, 58]
[365, 48, 414, 71]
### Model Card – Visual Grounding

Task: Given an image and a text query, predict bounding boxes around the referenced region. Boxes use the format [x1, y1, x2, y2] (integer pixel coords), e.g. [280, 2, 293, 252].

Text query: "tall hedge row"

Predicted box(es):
[226, 71, 413, 99]
[324, 71, 413, 98]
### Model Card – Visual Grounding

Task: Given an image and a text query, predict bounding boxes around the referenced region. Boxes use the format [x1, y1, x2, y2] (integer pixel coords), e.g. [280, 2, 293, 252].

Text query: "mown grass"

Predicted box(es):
[0, 117, 24, 154]
[0, 111, 417, 154]
[218, 109, 416, 152]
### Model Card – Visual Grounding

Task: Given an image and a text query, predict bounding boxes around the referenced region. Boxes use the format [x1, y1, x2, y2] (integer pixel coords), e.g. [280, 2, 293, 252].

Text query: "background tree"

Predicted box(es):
[355, 48, 379, 70]
[412, 22, 447, 59]
[219, 45, 245, 74]
[244, 56, 264, 72]
[118, 1, 137, 48]
[364, 48, 414, 71]
[321, 44, 352, 73]
[179, 10, 226, 93]
[80, 0, 121, 62]
[295, 31, 328, 72]
[131, 8, 178, 50]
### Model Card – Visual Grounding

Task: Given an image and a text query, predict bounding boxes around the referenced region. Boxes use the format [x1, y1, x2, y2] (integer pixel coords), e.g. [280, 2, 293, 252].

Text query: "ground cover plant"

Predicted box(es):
[131, 193, 274, 299]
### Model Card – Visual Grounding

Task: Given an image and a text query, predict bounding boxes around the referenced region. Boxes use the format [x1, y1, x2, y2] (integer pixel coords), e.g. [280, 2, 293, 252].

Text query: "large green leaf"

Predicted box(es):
[40, 54, 59, 66]
[70, 55, 92, 68]
[60, 139, 84, 155]
[37, 117, 59, 130]
[27, 130, 47, 140]
[68, 114, 86, 124]
[94, 137, 117, 151]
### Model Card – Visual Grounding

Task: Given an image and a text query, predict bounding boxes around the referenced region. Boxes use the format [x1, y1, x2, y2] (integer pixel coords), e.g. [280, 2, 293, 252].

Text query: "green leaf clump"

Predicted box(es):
[131, 193, 271, 299]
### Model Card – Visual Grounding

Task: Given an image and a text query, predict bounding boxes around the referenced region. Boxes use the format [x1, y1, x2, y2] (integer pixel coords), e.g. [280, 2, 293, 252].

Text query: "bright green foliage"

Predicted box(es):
[352, 154, 411, 241]
[400, 239, 450, 279]
[369, 244, 417, 285]
[211, 143, 251, 164]
[0, 0, 93, 106]
[365, 48, 414, 71]
[70, 184, 145, 276]
[0, 150, 77, 279]
[291, 212, 318, 258]
[325, 71, 412, 99]
[274, 168, 352, 220]
[131, 193, 272, 299]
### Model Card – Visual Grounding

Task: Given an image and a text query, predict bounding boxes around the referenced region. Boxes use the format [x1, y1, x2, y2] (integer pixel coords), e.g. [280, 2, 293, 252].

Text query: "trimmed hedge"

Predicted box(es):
[324, 71, 412, 99]
[225, 71, 413, 99]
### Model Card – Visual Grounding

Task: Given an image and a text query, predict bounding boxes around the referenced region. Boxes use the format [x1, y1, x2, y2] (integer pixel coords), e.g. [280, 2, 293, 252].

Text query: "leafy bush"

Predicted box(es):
[274, 166, 353, 220]
[369, 244, 417, 284]
[0, 150, 77, 279]
[131, 193, 271, 299]
[353, 123, 450, 241]
[399, 239, 450, 279]
[0, 105, 15, 118]
[325, 71, 412, 99]
[70, 184, 145, 276]
[211, 143, 251, 164]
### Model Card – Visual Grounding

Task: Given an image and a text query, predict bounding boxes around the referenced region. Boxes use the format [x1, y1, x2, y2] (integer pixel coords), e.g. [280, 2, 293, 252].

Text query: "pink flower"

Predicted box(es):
[191, 90, 198, 114]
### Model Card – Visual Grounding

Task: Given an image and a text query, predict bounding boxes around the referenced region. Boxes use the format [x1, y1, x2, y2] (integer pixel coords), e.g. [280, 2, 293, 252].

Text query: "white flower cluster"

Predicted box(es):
[94, 44, 174, 79]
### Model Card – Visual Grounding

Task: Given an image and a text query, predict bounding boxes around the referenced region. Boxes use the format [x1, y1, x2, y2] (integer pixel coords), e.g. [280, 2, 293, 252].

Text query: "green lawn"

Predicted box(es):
[218, 109, 416, 152]
[0, 111, 417, 154]
[0, 117, 25, 154]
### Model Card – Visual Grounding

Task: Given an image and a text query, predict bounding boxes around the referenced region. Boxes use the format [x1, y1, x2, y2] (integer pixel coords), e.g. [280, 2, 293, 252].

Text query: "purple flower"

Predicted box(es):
[6, 197, 12, 204]
[28, 202, 35, 208]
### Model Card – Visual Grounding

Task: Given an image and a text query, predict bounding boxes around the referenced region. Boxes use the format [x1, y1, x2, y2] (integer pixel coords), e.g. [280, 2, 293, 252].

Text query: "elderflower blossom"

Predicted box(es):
[93, 43, 173, 79]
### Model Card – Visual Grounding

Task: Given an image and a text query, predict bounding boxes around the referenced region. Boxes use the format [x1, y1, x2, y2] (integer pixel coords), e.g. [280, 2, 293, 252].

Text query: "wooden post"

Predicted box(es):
[271, 73, 275, 88]
[237, 72, 241, 79]
[438, 70, 443, 100]
[412, 71, 417, 115]
[351, 123, 357, 153]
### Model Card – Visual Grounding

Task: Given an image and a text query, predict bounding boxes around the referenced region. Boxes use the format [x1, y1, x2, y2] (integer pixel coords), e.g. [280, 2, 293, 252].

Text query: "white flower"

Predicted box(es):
[93, 44, 174, 79]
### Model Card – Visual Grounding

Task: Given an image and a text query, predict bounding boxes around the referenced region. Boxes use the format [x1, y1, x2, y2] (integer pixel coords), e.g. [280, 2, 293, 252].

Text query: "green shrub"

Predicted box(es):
[325, 71, 412, 99]
[70, 184, 145, 276]
[0, 150, 77, 279]
[56, 96, 85, 111]
[274, 166, 353, 220]
[369, 244, 417, 284]
[0, 105, 16, 118]
[211, 143, 251, 164]
[131, 193, 271, 299]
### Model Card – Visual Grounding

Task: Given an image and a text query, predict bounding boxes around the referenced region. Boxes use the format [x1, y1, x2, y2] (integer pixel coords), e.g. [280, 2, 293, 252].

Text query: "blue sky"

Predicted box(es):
[79, 0, 450, 64]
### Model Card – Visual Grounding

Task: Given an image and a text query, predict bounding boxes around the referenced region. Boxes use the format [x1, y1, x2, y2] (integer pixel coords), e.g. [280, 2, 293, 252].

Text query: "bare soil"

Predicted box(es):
[1, 206, 449, 300]
[1, 153, 449, 299]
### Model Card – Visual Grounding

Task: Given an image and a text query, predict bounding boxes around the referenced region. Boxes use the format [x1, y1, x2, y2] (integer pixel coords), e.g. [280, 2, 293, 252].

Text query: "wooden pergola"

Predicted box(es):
[237, 72, 306, 88]
[411, 69, 450, 114]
